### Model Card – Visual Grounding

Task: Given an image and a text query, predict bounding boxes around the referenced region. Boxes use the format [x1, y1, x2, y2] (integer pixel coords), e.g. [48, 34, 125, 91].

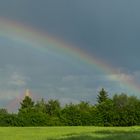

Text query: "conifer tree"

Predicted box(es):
[97, 88, 108, 104]
[20, 96, 34, 110]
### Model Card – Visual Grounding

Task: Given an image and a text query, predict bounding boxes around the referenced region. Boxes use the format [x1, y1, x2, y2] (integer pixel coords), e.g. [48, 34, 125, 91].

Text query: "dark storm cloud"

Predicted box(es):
[0, 0, 140, 69]
[1, 0, 140, 107]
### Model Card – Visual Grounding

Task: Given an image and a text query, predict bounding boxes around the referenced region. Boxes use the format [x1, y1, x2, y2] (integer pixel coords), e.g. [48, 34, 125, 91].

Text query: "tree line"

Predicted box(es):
[0, 88, 140, 126]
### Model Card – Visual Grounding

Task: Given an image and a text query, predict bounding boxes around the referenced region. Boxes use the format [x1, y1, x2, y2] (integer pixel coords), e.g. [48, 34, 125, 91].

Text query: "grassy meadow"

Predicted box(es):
[0, 126, 140, 140]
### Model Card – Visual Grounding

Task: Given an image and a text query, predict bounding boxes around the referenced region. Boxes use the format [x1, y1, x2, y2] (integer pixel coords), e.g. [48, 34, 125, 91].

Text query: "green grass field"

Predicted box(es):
[0, 126, 140, 140]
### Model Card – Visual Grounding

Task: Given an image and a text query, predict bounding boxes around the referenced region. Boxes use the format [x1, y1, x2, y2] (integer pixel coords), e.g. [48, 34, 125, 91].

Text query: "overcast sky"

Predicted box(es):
[0, 0, 140, 111]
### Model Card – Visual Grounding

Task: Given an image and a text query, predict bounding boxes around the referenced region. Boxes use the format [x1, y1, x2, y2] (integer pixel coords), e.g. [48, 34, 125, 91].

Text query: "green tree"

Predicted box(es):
[96, 99, 116, 126]
[1, 88, 140, 127]
[35, 98, 46, 113]
[97, 88, 108, 104]
[77, 101, 93, 125]
[113, 93, 140, 126]
[18, 108, 49, 126]
[0, 108, 8, 115]
[0, 108, 9, 126]
[113, 93, 128, 109]
[18, 96, 35, 117]
[46, 99, 61, 116]
[45, 99, 62, 125]
[61, 103, 82, 126]
[19, 96, 34, 110]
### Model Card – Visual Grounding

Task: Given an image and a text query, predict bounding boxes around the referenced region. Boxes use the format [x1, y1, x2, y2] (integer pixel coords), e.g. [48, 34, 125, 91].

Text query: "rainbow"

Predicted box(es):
[0, 17, 140, 95]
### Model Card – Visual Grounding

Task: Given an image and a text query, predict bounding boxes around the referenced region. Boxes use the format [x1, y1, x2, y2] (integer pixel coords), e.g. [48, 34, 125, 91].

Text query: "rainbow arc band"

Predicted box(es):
[0, 17, 139, 97]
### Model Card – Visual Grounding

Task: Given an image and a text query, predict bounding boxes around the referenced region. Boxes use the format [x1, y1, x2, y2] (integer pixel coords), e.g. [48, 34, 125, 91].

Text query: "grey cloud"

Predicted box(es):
[0, 0, 140, 107]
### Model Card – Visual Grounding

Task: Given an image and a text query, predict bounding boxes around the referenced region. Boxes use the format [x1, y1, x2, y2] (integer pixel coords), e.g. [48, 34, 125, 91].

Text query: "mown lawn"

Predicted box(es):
[0, 126, 140, 140]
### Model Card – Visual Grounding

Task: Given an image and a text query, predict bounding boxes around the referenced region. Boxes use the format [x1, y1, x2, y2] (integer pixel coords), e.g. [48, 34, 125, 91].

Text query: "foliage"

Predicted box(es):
[19, 96, 34, 111]
[1, 89, 140, 126]
[97, 88, 108, 104]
